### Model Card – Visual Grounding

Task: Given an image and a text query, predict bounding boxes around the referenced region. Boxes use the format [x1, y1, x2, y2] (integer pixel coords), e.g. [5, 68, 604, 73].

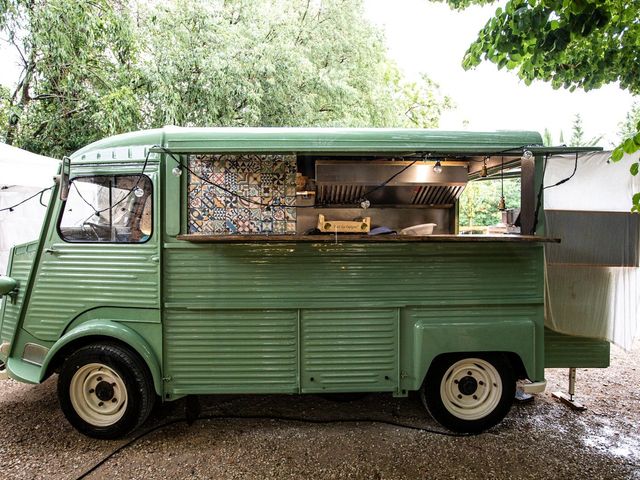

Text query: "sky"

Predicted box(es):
[364, 0, 635, 147]
[0, 1, 635, 147]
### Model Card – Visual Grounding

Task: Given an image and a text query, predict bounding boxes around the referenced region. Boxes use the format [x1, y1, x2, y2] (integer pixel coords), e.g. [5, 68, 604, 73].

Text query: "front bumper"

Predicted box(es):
[522, 380, 547, 394]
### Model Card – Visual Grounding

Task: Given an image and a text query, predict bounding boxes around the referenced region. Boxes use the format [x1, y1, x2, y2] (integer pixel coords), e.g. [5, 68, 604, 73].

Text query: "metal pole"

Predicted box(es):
[568, 367, 576, 401]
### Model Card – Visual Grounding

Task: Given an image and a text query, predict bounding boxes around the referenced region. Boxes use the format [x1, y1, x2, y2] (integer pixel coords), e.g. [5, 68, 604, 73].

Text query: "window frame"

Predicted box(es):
[57, 173, 154, 244]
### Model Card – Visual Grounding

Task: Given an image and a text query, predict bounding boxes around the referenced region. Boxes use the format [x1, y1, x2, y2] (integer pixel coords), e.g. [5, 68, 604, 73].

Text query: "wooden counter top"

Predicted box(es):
[177, 234, 560, 243]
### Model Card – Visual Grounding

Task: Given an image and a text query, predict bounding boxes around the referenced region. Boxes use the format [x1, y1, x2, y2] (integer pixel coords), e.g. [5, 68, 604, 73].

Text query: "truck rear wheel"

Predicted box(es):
[57, 343, 155, 439]
[420, 354, 515, 433]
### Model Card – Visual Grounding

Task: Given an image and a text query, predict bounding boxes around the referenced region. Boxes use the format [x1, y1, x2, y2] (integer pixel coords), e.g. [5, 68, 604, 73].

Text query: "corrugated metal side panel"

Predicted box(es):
[1, 244, 37, 344]
[164, 309, 298, 394]
[544, 328, 610, 368]
[301, 309, 397, 392]
[163, 242, 543, 394]
[164, 243, 544, 309]
[23, 243, 159, 341]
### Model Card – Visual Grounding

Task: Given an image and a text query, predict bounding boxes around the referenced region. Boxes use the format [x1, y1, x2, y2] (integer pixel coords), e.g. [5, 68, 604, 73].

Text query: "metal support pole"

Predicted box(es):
[520, 157, 536, 235]
[568, 367, 576, 401]
[552, 367, 586, 411]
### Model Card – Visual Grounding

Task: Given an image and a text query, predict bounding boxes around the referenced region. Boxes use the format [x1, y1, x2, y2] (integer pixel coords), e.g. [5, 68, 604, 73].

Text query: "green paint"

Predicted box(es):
[0, 128, 609, 402]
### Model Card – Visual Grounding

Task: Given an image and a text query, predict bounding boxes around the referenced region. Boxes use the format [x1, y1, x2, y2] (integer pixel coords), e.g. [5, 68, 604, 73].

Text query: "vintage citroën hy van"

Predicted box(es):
[0, 128, 609, 439]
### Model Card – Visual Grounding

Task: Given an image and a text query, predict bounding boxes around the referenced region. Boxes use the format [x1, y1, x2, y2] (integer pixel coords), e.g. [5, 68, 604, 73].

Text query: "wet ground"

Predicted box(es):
[0, 340, 638, 480]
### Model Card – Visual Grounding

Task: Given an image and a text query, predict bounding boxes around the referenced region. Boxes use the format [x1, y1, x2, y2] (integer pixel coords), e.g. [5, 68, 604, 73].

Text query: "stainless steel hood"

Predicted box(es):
[315, 160, 467, 207]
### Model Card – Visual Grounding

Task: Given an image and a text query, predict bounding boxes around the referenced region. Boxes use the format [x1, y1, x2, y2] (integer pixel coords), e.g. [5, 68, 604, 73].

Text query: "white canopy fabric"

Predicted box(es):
[0, 142, 60, 188]
[544, 151, 640, 350]
[0, 143, 59, 274]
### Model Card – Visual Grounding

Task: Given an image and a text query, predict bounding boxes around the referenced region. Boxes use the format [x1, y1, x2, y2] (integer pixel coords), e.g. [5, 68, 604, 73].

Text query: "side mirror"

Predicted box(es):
[0, 276, 17, 296]
[60, 156, 71, 201]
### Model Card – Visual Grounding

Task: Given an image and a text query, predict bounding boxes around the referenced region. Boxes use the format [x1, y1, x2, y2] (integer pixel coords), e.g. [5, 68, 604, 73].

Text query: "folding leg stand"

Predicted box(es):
[552, 367, 586, 411]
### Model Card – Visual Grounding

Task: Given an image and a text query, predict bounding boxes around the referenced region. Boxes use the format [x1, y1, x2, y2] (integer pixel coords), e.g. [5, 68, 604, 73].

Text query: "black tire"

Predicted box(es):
[420, 353, 515, 433]
[57, 343, 155, 439]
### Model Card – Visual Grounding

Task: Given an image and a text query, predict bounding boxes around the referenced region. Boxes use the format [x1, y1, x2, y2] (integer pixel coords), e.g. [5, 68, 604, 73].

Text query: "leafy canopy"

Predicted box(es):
[1, 0, 452, 157]
[437, 0, 640, 94]
[139, 0, 452, 129]
[1, 0, 141, 157]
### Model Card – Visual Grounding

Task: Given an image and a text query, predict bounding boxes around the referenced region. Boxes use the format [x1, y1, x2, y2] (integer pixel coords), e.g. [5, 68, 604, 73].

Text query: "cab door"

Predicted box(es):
[21, 171, 160, 343]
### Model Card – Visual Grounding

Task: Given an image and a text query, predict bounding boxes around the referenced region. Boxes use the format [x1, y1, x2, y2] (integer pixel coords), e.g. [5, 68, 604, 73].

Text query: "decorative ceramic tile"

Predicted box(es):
[273, 221, 286, 234]
[188, 154, 297, 234]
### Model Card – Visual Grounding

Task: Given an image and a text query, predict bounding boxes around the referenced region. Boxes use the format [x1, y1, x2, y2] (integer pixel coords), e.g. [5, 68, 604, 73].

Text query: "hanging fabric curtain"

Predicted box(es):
[544, 151, 640, 350]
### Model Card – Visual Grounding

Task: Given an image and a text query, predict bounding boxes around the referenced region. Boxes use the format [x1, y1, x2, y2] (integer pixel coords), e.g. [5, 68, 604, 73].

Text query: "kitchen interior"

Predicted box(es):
[185, 152, 528, 239]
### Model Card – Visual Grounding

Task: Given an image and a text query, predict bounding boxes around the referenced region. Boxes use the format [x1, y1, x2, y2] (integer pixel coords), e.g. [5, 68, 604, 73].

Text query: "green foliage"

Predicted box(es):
[392, 73, 455, 128]
[618, 102, 640, 141]
[459, 178, 520, 227]
[568, 113, 602, 147]
[1, 0, 141, 157]
[434, 0, 640, 95]
[138, 0, 451, 129]
[0, 85, 10, 142]
[0, 0, 453, 156]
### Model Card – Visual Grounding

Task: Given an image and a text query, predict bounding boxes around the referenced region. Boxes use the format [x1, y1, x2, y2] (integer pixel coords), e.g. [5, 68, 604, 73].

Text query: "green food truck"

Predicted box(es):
[0, 127, 610, 439]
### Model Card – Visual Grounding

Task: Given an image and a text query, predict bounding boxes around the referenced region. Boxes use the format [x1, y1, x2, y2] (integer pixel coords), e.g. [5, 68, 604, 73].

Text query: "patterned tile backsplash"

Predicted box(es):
[188, 154, 297, 234]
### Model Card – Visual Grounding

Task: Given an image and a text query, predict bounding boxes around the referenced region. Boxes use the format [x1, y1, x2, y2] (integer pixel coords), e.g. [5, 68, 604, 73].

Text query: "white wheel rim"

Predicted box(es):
[69, 363, 128, 427]
[440, 358, 502, 421]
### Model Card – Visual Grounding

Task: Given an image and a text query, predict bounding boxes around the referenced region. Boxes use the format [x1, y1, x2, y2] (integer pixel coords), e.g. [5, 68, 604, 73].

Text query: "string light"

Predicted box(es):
[498, 156, 506, 211]
[433, 160, 443, 174]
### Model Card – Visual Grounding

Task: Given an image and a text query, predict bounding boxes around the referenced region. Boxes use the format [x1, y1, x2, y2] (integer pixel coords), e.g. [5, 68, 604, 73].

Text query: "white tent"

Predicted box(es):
[0, 143, 60, 274]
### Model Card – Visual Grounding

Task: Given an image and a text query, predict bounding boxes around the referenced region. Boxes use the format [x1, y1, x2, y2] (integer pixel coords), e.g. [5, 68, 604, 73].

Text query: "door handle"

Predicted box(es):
[150, 256, 160, 263]
[44, 248, 59, 255]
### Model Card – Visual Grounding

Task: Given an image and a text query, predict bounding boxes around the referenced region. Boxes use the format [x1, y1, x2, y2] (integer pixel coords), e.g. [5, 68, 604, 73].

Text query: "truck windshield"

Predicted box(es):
[58, 175, 152, 243]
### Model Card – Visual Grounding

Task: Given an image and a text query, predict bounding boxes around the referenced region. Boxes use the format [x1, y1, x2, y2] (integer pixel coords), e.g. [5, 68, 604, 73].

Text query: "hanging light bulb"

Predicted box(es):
[480, 158, 488, 178]
[498, 196, 506, 211]
[172, 166, 183, 176]
[433, 160, 443, 174]
[522, 150, 533, 160]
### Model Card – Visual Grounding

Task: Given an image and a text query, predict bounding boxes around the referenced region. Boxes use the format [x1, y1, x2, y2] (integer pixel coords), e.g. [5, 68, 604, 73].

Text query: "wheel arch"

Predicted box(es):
[424, 350, 525, 386]
[40, 320, 163, 396]
[408, 320, 540, 391]
[424, 351, 526, 383]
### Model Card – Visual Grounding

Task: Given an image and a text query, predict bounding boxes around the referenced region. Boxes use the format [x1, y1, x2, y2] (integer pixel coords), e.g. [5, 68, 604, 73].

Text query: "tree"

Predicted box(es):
[138, 0, 451, 129]
[459, 178, 520, 228]
[0, 0, 141, 157]
[433, 0, 640, 208]
[568, 113, 602, 147]
[1, 0, 452, 156]
[435, 0, 640, 94]
[0, 85, 10, 141]
[618, 102, 640, 142]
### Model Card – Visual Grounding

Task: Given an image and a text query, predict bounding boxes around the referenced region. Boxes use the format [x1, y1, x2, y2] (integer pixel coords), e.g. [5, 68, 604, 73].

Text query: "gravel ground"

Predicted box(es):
[0, 340, 638, 480]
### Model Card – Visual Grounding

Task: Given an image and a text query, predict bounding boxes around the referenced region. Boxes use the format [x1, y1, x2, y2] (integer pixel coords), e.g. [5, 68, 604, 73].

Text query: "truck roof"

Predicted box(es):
[70, 127, 546, 163]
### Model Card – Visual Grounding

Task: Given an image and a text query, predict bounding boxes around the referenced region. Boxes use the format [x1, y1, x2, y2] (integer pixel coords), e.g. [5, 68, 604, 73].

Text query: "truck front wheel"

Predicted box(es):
[420, 354, 515, 433]
[57, 343, 155, 439]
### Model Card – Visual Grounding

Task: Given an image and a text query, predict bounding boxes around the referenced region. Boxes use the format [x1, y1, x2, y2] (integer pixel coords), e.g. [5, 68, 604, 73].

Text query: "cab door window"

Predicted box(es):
[58, 175, 153, 243]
